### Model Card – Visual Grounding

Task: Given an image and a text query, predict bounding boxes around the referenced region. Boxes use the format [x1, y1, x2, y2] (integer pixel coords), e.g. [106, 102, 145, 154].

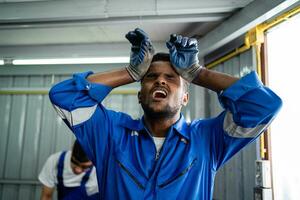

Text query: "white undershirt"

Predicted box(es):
[38, 151, 99, 195]
[153, 137, 166, 159]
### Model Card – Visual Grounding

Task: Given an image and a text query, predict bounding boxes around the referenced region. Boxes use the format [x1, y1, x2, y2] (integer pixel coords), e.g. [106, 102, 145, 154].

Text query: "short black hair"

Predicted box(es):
[151, 52, 170, 63]
[71, 140, 90, 163]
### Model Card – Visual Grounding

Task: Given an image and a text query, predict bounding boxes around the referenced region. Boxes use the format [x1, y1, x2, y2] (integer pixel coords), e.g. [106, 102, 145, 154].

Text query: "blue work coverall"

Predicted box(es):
[49, 71, 282, 200]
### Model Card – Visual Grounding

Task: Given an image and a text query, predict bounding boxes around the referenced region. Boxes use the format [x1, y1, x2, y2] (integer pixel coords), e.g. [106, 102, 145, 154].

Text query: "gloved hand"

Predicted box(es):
[125, 28, 154, 81]
[166, 34, 202, 82]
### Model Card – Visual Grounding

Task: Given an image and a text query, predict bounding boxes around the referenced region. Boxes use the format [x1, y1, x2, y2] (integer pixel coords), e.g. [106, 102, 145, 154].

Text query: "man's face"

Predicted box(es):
[139, 61, 188, 118]
[70, 156, 93, 175]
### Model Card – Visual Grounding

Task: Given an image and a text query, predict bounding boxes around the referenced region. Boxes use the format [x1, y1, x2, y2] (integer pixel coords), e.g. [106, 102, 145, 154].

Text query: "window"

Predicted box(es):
[267, 14, 300, 200]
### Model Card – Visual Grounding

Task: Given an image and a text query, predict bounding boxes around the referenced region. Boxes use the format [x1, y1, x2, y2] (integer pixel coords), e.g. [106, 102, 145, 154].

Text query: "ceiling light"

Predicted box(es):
[0, 60, 4, 65]
[12, 57, 129, 65]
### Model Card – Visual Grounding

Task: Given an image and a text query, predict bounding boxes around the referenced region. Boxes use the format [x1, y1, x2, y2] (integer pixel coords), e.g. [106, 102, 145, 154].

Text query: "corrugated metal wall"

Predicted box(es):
[0, 49, 258, 200]
[0, 65, 142, 200]
[203, 48, 258, 200]
[0, 74, 75, 200]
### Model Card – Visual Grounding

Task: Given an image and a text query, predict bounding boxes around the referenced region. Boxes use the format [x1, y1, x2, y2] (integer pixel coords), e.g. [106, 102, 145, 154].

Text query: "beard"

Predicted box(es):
[141, 102, 181, 119]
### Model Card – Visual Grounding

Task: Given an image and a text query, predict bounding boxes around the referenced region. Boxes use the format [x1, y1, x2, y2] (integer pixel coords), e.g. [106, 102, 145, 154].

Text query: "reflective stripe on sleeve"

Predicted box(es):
[53, 104, 97, 126]
[223, 111, 270, 138]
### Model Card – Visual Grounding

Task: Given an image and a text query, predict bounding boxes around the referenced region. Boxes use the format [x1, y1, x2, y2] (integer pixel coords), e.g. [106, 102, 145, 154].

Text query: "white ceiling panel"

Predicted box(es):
[0, 23, 193, 45]
[0, 0, 260, 59]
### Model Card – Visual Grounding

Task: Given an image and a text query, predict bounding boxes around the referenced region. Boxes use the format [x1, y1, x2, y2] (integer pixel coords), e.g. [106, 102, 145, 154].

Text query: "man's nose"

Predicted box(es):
[156, 76, 166, 85]
[74, 167, 84, 174]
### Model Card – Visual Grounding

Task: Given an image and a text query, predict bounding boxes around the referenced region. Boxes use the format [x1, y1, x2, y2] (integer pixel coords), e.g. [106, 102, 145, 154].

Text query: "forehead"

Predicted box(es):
[147, 61, 178, 74]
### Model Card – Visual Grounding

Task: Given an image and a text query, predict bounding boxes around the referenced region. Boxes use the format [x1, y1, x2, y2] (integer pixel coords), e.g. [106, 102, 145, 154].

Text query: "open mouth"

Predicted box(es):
[152, 89, 167, 99]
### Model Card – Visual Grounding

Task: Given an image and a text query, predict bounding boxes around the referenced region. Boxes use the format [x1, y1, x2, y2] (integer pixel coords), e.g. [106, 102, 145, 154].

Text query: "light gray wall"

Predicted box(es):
[0, 73, 73, 200]
[0, 64, 142, 200]
[193, 48, 258, 200]
[213, 48, 258, 200]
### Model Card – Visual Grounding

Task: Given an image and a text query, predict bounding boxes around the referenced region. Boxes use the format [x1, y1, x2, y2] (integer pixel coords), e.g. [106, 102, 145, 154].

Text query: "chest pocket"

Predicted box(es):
[114, 149, 147, 190]
[157, 157, 197, 189]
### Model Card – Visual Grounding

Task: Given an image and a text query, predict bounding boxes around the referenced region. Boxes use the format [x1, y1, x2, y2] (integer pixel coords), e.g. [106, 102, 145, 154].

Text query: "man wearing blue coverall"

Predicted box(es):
[49, 28, 282, 200]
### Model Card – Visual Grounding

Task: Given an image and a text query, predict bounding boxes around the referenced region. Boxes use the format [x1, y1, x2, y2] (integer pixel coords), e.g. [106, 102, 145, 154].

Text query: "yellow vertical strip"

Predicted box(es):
[255, 44, 262, 80]
[248, 25, 266, 159]
[255, 43, 266, 159]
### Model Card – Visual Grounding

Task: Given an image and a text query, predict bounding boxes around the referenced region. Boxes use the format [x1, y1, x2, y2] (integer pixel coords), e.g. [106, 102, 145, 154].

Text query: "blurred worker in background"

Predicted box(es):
[48, 28, 282, 199]
[38, 140, 99, 200]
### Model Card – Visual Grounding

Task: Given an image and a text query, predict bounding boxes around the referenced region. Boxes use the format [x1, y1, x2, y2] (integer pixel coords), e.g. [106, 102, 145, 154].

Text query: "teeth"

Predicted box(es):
[153, 89, 167, 98]
[154, 90, 166, 95]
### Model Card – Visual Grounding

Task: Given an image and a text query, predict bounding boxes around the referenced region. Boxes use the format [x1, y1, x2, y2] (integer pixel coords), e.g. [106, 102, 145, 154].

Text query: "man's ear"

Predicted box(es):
[138, 91, 141, 104]
[182, 92, 189, 106]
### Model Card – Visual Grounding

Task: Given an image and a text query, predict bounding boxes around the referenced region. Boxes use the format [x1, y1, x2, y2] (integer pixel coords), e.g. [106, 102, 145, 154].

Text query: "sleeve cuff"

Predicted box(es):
[218, 71, 263, 102]
[38, 175, 55, 188]
[73, 71, 113, 103]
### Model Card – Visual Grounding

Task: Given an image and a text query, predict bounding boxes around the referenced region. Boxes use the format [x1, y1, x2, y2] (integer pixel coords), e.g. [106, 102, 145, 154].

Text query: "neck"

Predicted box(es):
[144, 112, 180, 137]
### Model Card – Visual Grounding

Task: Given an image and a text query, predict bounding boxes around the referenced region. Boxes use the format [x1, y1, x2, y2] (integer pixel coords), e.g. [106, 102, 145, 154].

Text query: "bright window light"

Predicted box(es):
[12, 57, 129, 65]
[267, 14, 300, 200]
[0, 60, 4, 65]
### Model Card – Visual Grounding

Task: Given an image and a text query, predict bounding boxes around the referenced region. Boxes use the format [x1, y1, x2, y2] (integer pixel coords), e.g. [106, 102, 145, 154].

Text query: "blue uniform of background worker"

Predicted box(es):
[49, 28, 282, 200]
[39, 140, 99, 200]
